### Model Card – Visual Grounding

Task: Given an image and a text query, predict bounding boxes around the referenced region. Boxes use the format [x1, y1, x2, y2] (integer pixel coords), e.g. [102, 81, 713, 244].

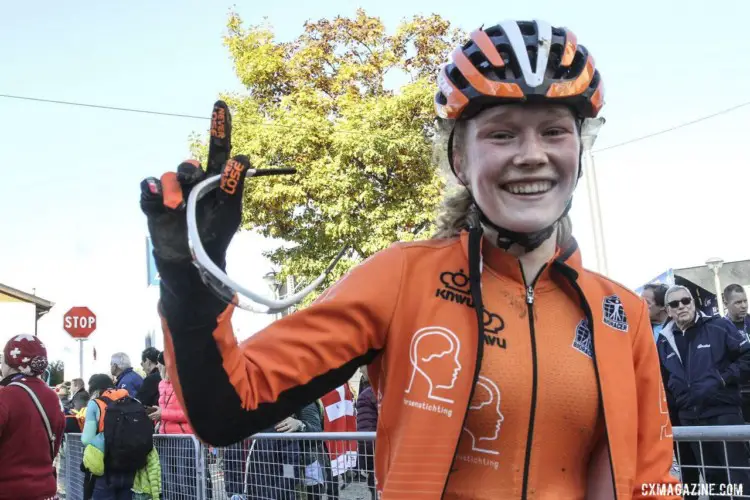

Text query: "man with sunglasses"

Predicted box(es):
[657, 285, 750, 493]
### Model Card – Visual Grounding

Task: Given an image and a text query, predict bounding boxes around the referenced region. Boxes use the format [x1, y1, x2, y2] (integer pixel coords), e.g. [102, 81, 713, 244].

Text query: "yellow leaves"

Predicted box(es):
[209, 10, 464, 299]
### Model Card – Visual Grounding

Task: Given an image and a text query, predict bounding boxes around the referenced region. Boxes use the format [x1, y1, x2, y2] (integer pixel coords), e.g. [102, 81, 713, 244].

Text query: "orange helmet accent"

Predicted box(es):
[560, 30, 578, 67]
[434, 20, 604, 121]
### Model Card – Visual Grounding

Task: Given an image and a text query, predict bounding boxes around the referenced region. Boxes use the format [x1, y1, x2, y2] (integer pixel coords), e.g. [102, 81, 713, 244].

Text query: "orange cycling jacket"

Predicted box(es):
[158, 231, 679, 499]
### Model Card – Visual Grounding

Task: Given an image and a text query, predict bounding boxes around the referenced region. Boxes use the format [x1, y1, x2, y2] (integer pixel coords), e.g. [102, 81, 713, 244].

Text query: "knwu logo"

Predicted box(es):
[483, 311, 506, 349]
[436, 269, 507, 349]
[436, 269, 474, 307]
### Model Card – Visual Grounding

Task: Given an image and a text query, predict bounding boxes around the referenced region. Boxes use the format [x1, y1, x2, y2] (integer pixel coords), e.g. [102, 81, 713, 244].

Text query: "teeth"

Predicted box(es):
[504, 181, 553, 195]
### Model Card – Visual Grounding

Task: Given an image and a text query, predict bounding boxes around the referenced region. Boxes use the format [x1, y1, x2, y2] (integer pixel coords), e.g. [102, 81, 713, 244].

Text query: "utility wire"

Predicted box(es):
[0, 94, 209, 120]
[3, 93, 750, 153]
[592, 100, 750, 153]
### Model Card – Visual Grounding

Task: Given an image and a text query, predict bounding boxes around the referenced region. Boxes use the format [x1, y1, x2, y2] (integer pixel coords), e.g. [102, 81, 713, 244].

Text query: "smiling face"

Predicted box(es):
[453, 104, 581, 234]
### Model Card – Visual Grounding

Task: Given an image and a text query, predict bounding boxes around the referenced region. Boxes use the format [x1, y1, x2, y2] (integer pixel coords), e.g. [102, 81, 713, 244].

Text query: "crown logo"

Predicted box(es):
[483, 311, 505, 334]
[440, 269, 471, 295]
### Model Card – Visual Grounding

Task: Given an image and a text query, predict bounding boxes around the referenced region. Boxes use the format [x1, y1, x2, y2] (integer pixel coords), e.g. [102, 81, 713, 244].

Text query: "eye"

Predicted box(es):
[488, 131, 515, 140]
[543, 127, 569, 137]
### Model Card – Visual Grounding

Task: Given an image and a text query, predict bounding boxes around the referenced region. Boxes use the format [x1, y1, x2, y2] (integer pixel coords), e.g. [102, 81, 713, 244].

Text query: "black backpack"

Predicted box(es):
[97, 393, 154, 473]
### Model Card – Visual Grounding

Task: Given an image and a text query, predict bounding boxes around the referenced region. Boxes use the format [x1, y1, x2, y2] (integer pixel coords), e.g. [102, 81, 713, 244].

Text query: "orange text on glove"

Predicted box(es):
[643, 482, 743, 497]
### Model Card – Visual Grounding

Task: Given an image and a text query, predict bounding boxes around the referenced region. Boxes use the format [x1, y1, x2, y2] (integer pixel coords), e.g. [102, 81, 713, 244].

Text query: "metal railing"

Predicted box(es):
[58, 432, 375, 500]
[57, 427, 750, 499]
[671, 426, 750, 498]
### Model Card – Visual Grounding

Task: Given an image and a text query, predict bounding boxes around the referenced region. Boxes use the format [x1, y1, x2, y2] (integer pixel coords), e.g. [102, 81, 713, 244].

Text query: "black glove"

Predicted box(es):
[139, 100, 249, 272]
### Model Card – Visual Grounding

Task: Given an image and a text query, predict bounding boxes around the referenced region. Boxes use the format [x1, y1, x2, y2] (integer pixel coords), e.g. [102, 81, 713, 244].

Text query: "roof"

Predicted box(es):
[0, 283, 54, 318]
[675, 259, 750, 296]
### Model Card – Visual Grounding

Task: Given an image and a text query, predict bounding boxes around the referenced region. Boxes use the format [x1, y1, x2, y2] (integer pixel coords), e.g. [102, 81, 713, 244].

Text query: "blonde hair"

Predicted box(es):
[431, 119, 573, 247]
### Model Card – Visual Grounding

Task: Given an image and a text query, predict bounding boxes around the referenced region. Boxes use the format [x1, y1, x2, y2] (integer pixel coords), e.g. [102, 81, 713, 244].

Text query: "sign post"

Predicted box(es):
[63, 306, 97, 379]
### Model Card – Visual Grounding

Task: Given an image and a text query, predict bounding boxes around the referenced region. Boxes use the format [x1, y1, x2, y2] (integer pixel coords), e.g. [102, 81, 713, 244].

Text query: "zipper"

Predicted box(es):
[520, 262, 546, 500]
[562, 272, 618, 500]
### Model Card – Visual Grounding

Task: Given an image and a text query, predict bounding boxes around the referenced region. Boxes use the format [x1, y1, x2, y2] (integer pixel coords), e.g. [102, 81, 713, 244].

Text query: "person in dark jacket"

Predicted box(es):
[642, 283, 670, 342]
[0, 334, 66, 500]
[136, 347, 161, 407]
[356, 367, 377, 499]
[723, 283, 750, 422]
[246, 402, 322, 500]
[69, 377, 90, 411]
[110, 352, 143, 397]
[657, 284, 750, 492]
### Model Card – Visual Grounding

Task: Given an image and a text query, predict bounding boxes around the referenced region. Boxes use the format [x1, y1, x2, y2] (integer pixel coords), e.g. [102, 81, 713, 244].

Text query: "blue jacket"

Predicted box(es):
[725, 314, 750, 338]
[657, 312, 750, 419]
[115, 368, 143, 398]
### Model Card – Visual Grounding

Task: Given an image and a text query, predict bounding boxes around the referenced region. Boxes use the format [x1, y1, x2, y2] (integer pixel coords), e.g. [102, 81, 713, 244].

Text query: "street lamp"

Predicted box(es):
[262, 271, 282, 319]
[581, 117, 608, 276]
[706, 257, 725, 316]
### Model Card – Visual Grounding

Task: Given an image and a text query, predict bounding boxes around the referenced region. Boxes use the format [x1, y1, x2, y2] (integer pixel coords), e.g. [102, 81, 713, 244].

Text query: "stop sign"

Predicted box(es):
[63, 307, 97, 339]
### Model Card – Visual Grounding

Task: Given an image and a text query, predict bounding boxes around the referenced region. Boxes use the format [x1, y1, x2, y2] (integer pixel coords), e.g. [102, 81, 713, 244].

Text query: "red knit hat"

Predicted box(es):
[3, 334, 48, 376]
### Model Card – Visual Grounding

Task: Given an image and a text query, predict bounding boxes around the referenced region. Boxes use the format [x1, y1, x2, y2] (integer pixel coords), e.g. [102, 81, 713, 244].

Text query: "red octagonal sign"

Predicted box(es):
[63, 306, 97, 339]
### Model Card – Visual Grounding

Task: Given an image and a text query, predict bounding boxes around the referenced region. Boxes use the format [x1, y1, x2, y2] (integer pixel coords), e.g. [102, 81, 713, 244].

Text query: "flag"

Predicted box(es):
[321, 383, 358, 476]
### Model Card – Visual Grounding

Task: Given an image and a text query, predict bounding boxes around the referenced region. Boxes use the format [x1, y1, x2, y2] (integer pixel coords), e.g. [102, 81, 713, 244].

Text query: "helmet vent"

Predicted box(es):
[519, 22, 537, 36]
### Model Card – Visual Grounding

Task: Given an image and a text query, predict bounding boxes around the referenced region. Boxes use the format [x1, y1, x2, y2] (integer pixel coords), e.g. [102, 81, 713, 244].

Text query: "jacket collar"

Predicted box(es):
[725, 314, 750, 330]
[659, 311, 711, 363]
[458, 231, 581, 288]
[0, 372, 28, 387]
[116, 367, 133, 383]
[659, 320, 681, 363]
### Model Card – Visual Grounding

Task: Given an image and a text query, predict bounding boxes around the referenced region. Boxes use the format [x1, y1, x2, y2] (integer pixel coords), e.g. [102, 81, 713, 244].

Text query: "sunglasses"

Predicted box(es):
[668, 297, 692, 308]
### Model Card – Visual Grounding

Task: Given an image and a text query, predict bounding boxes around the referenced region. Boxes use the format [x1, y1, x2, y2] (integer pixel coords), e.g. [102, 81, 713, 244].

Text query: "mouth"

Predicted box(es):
[501, 180, 557, 196]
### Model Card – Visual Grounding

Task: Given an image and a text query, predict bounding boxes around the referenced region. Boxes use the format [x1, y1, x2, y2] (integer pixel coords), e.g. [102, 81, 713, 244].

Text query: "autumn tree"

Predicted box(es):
[195, 9, 464, 303]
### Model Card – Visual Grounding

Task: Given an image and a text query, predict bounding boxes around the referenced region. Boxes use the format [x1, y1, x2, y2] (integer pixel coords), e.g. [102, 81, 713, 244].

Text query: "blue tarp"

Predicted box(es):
[146, 236, 160, 287]
[634, 269, 675, 295]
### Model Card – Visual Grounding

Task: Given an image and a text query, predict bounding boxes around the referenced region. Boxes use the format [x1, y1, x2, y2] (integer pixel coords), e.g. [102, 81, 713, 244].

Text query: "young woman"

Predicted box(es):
[141, 19, 679, 499]
[152, 352, 197, 498]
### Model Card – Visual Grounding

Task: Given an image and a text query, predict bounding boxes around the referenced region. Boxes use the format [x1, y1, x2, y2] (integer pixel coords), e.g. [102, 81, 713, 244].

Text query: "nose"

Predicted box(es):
[513, 133, 548, 168]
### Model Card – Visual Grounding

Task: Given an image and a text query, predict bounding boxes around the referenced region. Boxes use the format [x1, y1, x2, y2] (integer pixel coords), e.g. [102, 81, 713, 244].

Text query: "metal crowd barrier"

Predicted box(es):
[58, 432, 375, 500]
[58, 427, 750, 499]
[671, 426, 750, 498]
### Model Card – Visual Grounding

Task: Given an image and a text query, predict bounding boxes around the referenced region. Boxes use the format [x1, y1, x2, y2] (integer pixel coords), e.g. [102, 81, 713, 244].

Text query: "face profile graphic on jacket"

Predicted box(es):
[463, 376, 504, 455]
[405, 326, 462, 403]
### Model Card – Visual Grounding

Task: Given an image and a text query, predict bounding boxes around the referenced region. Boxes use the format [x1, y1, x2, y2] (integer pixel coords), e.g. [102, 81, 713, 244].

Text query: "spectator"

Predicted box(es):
[724, 284, 750, 422]
[300, 400, 329, 500]
[356, 366, 377, 499]
[136, 347, 161, 407]
[110, 352, 143, 397]
[69, 377, 90, 411]
[153, 351, 196, 498]
[246, 403, 322, 500]
[658, 284, 750, 493]
[648, 284, 702, 496]
[724, 283, 750, 337]
[0, 335, 66, 500]
[81, 374, 136, 499]
[56, 383, 71, 410]
[642, 283, 670, 341]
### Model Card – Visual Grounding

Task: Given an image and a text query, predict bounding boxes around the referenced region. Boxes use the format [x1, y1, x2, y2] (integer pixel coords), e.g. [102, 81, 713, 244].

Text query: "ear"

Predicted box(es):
[452, 149, 469, 185]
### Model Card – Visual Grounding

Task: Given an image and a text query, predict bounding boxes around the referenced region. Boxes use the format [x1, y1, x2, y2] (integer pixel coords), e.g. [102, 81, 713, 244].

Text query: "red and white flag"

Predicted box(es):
[321, 383, 358, 476]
